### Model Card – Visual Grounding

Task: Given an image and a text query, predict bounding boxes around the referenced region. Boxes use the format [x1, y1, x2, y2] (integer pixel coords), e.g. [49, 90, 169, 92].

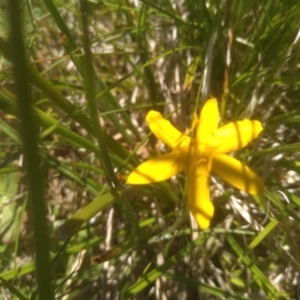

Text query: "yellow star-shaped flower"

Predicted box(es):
[126, 98, 264, 229]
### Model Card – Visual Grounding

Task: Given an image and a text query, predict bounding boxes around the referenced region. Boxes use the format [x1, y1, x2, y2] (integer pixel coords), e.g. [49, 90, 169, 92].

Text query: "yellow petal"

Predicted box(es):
[197, 98, 219, 145]
[212, 154, 264, 194]
[146, 110, 190, 150]
[126, 151, 187, 185]
[213, 120, 263, 153]
[187, 154, 214, 229]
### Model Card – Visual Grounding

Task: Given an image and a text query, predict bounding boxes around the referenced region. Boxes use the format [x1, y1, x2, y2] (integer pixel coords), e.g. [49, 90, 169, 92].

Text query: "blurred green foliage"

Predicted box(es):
[0, 0, 300, 299]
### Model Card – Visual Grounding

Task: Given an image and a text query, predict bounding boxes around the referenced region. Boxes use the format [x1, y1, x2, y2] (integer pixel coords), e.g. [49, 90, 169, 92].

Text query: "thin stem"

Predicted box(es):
[7, 1, 53, 299]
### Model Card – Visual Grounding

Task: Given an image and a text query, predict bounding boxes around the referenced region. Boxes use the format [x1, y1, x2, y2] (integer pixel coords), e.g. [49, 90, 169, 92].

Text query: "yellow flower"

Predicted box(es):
[126, 98, 264, 229]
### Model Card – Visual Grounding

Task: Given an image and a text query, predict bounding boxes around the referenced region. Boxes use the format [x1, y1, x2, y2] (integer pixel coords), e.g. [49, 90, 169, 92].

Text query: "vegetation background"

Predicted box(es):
[1, 0, 300, 299]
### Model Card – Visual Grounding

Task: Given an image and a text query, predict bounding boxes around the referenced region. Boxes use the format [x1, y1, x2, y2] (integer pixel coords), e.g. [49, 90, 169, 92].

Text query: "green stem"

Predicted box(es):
[80, 0, 141, 234]
[7, 1, 53, 299]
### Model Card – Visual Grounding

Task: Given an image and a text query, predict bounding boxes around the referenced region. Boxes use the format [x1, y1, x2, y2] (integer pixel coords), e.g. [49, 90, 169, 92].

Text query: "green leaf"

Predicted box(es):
[56, 191, 116, 239]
